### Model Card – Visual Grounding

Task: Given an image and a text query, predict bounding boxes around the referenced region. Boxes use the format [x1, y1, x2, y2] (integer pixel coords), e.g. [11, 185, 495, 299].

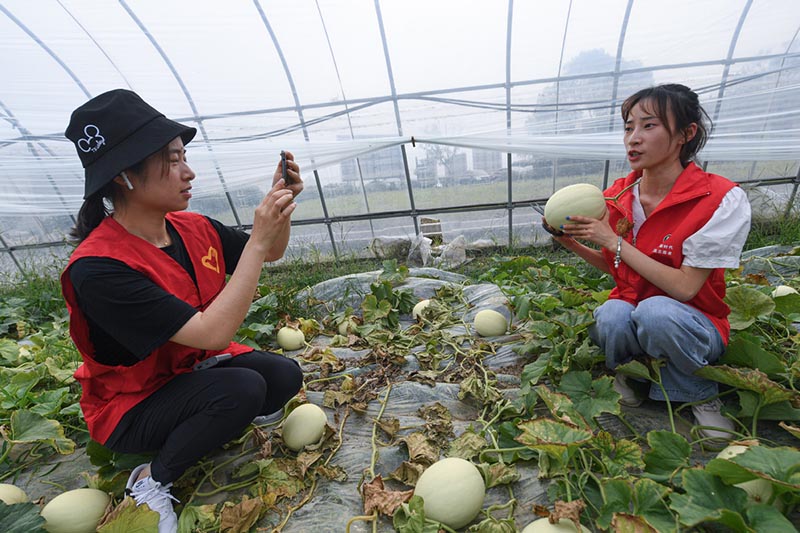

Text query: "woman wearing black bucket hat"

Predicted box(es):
[61, 89, 304, 532]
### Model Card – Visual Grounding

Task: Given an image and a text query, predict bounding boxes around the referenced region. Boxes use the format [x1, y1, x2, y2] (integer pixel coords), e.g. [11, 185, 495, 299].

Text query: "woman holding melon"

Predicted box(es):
[546, 84, 751, 441]
[61, 90, 304, 532]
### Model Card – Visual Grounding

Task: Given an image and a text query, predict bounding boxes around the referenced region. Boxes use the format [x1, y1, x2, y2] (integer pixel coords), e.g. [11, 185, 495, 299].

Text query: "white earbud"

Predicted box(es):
[121, 171, 134, 190]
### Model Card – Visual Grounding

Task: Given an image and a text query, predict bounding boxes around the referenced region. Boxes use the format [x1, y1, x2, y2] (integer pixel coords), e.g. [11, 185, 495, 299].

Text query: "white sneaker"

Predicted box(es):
[691, 398, 735, 441]
[253, 408, 284, 426]
[125, 463, 178, 533]
[613, 374, 643, 407]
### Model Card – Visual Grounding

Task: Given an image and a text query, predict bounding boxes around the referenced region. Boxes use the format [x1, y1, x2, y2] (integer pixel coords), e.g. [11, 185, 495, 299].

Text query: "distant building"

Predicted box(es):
[472, 149, 504, 173]
[340, 136, 405, 183]
[449, 153, 468, 176]
[414, 156, 437, 185]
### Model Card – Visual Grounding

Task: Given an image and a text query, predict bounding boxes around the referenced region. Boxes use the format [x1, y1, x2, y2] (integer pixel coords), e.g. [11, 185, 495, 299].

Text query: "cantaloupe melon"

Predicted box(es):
[0, 483, 28, 504]
[412, 299, 431, 319]
[413, 457, 485, 529]
[772, 285, 798, 298]
[520, 517, 591, 533]
[474, 309, 508, 337]
[544, 183, 607, 229]
[276, 326, 305, 350]
[40, 488, 110, 533]
[282, 403, 328, 451]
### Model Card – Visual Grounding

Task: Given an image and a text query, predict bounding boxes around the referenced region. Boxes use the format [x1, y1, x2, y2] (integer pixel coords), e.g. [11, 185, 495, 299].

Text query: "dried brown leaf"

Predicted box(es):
[611, 512, 659, 532]
[219, 497, 263, 533]
[551, 499, 586, 531]
[362, 475, 414, 516]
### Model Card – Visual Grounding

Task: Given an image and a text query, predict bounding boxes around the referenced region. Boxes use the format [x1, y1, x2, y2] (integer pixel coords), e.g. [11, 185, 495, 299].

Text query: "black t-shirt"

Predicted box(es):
[69, 216, 249, 366]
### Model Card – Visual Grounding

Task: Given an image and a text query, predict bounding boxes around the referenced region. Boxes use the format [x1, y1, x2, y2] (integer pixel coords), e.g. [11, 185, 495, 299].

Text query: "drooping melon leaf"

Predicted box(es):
[695, 366, 794, 406]
[0, 502, 47, 533]
[725, 286, 775, 330]
[643, 431, 691, 482]
[706, 445, 800, 489]
[557, 371, 621, 427]
[722, 333, 785, 377]
[669, 468, 749, 530]
[8, 409, 74, 454]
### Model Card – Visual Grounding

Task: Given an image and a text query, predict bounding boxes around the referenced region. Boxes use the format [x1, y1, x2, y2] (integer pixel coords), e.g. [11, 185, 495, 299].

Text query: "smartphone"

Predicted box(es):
[193, 353, 232, 371]
[280, 150, 293, 184]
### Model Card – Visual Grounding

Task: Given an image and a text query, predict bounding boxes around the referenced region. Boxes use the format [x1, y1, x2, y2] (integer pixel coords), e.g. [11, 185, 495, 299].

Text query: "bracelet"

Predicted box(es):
[614, 236, 623, 269]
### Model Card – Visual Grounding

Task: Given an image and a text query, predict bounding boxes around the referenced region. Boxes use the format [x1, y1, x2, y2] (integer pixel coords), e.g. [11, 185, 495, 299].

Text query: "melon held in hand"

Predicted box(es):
[544, 183, 607, 229]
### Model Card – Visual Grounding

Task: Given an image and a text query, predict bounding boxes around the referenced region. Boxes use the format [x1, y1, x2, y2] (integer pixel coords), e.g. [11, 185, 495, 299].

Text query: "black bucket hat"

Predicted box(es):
[65, 89, 197, 199]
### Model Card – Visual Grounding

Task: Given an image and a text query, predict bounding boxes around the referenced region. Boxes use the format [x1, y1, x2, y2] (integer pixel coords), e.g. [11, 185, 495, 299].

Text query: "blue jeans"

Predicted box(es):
[589, 296, 725, 402]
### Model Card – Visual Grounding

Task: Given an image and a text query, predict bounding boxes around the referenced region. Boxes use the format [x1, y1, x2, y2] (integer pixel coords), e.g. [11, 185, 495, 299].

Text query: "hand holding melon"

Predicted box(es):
[543, 183, 608, 236]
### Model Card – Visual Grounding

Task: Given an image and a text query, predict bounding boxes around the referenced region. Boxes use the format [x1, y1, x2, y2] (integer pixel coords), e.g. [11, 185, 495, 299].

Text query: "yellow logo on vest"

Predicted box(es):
[201, 246, 220, 273]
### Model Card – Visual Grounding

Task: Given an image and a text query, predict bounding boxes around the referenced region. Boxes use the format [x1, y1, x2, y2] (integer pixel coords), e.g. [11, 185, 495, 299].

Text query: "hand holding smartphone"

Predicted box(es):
[193, 353, 232, 371]
[280, 150, 293, 185]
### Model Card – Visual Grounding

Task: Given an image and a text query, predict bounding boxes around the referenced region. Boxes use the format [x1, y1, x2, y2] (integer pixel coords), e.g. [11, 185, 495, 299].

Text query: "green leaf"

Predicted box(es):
[378, 259, 409, 284]
[392, 496, 440, 533]
[592, 431, 644, 477]
[534, 385, 589, 429]
[0, 339, 21, 364]
[773, 291, 800, 317]
[706, 446, 800, 489]
[43, 357, 77, 382]
[362, 295, 392, 323]
[722, 333, 785, 377]
[632, 478, 676, 533]
[477, 462, 520, 489]
[558, 288, 591, 307]
[251, 458, 306, 502]
[736, 392, 800, 421]
[9, 409, 74, 454]
[525, 319, 559, 339]
[28, 387, 70, 418]
[495, 421, 537, 463]
[97, 499, 160, 533]
[669, 468, 750, 531]
[447, 430, 488, 460]
[593, 478, 674, 532]
[557, 372, 621, 427]
[467, 515, 517, 532]
[695, 366, 794, 405]
[519, 356, 552, 390]
[515, 418, 593, 457]
[609, 513, 660, 533]
[744, 504, 798, 533]
[616, 360, 654, 382]
[596, 478, 633, 528]
[725, 285, 775, 330]
[643, 431, 691, 482]
[177, 504, 219, 533]
[591, 288, 612, 303]
[533, 295, 562, 313]
[0, 502, 47, 533]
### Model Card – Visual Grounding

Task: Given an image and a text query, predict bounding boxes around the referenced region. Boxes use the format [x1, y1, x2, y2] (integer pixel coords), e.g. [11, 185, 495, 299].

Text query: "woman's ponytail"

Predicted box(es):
[69, 182, 118, 242]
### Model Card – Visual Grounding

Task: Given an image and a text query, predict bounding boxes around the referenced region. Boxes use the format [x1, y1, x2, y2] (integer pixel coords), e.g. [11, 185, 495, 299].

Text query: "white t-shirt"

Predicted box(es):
[631, 185, 751, 269]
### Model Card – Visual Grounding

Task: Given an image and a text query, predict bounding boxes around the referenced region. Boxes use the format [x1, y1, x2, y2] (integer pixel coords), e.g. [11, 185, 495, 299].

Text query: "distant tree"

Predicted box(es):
[526, 48, 655, 135]
[423, 143, 462, 178]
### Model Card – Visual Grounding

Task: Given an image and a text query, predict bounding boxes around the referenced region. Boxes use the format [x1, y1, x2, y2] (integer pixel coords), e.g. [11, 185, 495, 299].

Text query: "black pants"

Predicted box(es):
[104, 350, 303, 484]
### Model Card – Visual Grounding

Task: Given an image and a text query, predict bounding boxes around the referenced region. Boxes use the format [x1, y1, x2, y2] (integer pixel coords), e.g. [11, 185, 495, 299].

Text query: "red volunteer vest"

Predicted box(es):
[601, 162, 736, 343]
[61, 212, 252, 444]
